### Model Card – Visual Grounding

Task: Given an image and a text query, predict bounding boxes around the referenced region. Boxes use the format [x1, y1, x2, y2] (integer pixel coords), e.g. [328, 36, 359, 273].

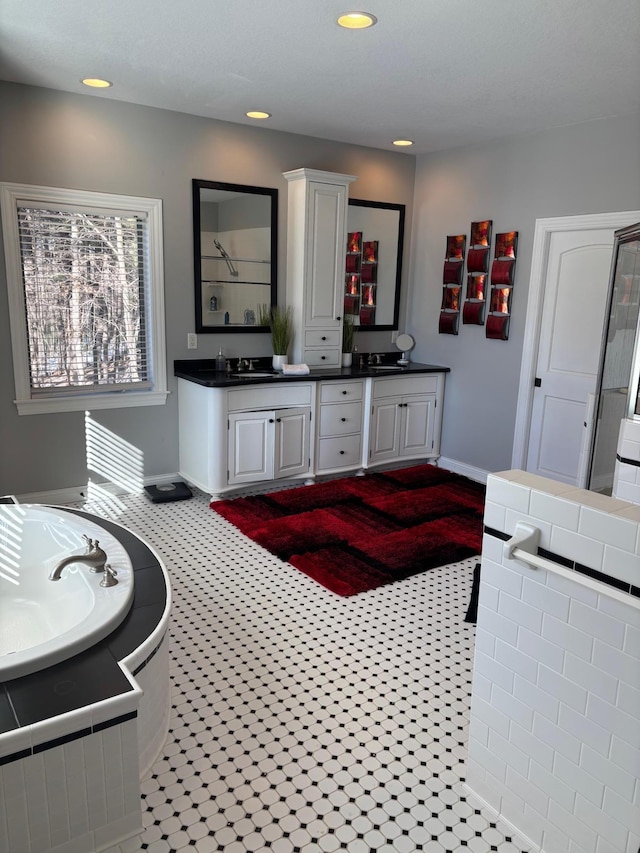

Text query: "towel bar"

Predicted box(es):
[503, 521, 540, 563]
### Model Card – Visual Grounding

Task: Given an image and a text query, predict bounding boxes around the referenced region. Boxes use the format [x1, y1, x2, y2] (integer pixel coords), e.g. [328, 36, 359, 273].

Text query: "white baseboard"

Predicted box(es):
[11, 460, 489, 505]
[461, 783, 541, 853]
[14, 475, 181, 506]
[438, 457, 490, 484]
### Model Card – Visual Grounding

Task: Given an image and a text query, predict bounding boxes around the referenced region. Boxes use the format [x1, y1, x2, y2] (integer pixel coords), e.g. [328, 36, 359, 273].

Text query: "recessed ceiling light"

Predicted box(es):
[246, 111, 271, 120]
[81, 78, 112, 89]
[337, 11, 377, 29]
[393, 139, 414, 147]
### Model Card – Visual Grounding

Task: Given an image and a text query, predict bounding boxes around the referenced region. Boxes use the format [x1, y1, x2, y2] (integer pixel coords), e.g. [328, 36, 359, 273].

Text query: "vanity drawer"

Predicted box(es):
[317, 435, 362, 471]
[305, 329, 341, 348]
[304, 348, 341, 368]
[372, 375, 439, 398]
[227, 383, 313, 412]
[320, 380, 364, 403]
[319, 402, 363, 437]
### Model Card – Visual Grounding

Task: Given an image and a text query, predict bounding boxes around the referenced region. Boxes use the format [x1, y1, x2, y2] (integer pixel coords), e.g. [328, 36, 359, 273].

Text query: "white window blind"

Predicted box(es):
[1, 183, 167, 414]
[18, 206, 151, 395]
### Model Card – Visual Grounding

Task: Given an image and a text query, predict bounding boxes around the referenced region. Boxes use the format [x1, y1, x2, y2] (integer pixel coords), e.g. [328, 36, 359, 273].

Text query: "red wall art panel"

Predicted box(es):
[486, 230, 518, 341]
[439, 234, 466, 335]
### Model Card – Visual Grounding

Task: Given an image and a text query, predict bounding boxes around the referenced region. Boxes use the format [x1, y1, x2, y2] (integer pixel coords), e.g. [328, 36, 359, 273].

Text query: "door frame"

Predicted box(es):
[511, 210, 640, 472]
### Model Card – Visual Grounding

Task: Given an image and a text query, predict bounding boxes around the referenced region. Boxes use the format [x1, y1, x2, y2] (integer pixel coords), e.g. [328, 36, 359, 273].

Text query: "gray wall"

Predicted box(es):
[0, 82, 415, 496]
[409, 113, 640, 473]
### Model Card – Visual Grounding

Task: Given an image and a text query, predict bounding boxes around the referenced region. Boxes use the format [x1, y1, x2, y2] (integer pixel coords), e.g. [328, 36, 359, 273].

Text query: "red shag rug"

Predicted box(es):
[211, 465, 485, 596]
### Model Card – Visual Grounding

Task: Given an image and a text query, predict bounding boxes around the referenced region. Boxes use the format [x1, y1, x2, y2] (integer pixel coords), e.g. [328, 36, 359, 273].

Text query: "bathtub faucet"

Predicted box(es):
[49, 535, 108, 581]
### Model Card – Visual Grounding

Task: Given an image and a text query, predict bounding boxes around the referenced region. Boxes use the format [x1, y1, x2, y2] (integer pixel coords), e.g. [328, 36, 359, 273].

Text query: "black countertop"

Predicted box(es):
[174, 357, 450, 388]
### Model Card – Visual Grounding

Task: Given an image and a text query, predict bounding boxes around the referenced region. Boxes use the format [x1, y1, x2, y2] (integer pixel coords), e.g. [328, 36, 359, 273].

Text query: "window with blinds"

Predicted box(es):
[1, 183, 167, 414]
[18, 206, 150, 394]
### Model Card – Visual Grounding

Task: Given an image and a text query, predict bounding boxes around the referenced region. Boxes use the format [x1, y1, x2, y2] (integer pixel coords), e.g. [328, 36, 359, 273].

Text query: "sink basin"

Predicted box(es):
[369, 365, 401, 370]
[229, 372, 277, 379]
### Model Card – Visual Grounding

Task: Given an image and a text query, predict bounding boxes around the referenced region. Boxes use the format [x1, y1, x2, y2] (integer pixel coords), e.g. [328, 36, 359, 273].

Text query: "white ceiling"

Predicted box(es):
[1, 0, 639, 156]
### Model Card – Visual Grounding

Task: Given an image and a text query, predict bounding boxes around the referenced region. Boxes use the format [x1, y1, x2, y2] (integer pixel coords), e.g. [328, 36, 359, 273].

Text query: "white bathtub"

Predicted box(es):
[0, 504, 134, 680]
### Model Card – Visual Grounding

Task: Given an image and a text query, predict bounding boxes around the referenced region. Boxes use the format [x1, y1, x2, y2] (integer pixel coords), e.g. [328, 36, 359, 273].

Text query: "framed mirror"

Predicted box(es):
[193, 179, 277, 332]
[345, 199, 405, 330]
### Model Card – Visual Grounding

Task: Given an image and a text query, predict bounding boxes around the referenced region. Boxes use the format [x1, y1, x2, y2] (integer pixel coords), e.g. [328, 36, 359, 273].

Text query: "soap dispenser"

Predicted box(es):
[216, 347, 226, 372]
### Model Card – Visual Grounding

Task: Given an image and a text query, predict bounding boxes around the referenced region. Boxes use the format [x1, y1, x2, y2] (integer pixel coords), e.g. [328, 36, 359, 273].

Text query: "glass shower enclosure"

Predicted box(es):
[587, 222, 640, 493]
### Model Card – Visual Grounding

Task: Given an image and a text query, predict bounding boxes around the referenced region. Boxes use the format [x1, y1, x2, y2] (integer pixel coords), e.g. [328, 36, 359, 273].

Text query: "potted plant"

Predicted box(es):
[258, 304, 294, 370]
[342, 315, 357, 367]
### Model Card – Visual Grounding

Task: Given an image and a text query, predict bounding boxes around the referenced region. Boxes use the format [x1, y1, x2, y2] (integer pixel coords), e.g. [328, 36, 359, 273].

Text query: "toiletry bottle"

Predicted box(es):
[216, 347, 225, 372]
[224, 311, 230, 325]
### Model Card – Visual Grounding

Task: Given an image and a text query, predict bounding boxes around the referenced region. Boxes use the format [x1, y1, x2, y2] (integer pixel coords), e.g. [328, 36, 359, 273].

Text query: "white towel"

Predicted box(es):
[281, 363, 310, 375]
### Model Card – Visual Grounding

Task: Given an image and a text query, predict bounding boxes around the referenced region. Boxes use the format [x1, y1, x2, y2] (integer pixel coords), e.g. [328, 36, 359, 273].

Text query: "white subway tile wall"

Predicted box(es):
[614, 418, 640, 505]
[0, 720, 141, 853]
[466, 471, 640, 853]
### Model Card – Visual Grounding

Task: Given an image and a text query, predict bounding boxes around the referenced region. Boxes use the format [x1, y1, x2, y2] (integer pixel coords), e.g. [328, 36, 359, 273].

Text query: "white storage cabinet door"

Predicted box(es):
[274, 408, 311, 479]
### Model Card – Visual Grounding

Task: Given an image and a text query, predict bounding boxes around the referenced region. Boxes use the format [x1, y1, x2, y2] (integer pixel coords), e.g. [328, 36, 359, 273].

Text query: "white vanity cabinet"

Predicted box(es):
[177, 378, 314, 498]
[177, 370, 446, 498]
[228, 407, 310, 486]
[315, 379, 365, 474]
[367, 374, 444, 466]
[283, 169, 357, 367]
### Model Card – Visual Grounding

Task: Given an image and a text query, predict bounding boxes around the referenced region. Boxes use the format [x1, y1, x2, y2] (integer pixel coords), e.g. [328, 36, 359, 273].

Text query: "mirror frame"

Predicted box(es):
[193, 179, 278, 333]
[347, 198, 405, 331]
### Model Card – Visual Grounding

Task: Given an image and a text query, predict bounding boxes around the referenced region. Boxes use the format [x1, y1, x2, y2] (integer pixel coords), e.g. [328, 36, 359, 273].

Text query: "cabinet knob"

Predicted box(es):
[342, 390, 347, 395]
[321, 336, 327, 341]
[341, 417, 346, 422]
[336, 316, 341, 321]
[269, 418, 274, 423]
[321, 356, 326, 360]
[276, 417, 282, 423]
[339, 450, 345, 455]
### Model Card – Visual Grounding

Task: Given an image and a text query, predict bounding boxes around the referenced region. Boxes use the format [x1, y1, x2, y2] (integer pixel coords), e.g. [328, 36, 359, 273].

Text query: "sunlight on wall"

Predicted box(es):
[84, 412, 144, 517]
[0, 503, 26, 586]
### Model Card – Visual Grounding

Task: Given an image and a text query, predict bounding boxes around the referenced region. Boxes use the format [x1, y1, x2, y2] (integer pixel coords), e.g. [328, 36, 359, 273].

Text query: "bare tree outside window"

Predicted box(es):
[18, 207, 148, 392]
[2, 183, 166, 415]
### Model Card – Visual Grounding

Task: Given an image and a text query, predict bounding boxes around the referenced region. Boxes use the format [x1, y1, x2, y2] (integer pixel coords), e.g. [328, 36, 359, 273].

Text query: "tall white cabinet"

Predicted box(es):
[283, 169, 357, 367]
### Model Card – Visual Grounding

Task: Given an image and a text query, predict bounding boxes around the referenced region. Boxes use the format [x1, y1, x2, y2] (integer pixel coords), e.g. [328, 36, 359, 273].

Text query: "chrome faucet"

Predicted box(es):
[49, 535, 108, 581]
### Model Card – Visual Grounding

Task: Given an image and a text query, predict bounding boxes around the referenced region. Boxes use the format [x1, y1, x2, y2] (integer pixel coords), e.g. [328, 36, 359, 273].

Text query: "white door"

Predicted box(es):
[228, 411, 274, 484]
[400, 396, 436, 458]
[305, 181, 346, 328]
[369, 398, 401, 462]
[513, 212, 640, 482]
[526, 229, 615, 484]
[274, 408, 310, 479]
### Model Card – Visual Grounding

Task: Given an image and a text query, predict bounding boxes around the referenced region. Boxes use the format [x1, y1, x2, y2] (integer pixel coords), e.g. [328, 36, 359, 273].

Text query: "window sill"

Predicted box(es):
[15, 390, 169, 415]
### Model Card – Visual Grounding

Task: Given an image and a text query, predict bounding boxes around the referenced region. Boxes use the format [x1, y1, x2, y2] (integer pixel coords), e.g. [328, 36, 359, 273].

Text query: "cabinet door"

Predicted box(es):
[369, 399, 402, 463]
[305, 181, 347, 329]
[274, 408, 311, 480]
[228, 411, 274, 485]
[400, 396, 436, 457]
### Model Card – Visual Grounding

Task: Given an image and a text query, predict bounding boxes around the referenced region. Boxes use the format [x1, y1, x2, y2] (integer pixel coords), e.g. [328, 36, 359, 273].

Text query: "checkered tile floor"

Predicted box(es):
[80, 484, 530, 853]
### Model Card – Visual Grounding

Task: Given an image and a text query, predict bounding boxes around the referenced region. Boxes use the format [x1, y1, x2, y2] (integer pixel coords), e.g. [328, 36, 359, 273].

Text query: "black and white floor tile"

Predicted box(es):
[81, 486, 530, 853]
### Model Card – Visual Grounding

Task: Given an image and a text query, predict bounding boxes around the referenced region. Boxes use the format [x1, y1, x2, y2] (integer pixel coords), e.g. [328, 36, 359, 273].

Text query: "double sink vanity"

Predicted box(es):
[183, 167, 447, 498]
[175, 359, 449, 498]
